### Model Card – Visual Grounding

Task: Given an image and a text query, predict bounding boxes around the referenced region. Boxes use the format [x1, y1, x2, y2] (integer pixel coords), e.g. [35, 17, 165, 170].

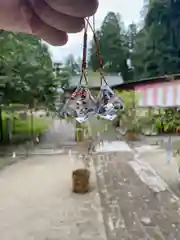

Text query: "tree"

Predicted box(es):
[125, 23, 138, 79]
[0, 31, 57, 109]
[132, 0, 180, 78]
[64, 54, 79, 75]
[88, 30, 101, 71]
[75, 56, 82, 73]
[127, 23, 137, 52]
[53, 62, 71, 89]
[88, 12, 131, 81]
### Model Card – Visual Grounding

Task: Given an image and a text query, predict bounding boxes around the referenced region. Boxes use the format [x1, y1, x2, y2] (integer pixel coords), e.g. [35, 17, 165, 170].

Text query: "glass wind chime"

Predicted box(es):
[60, 17, 124, 123]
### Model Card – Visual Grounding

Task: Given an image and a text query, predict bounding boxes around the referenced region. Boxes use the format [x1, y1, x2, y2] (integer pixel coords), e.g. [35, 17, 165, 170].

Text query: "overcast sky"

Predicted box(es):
[48, 0, 143, 62]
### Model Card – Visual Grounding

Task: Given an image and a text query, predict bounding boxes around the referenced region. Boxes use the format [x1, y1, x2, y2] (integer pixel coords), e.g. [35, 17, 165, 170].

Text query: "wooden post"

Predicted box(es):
[6, 117, 12, 143]
[148, 107, 152, 118]
[75, 121, 84, 142]
[30, 99, 37, 141]
[131, 90, 136, 120]
[30, 108, 34, 140]
[0, 105, 3, 142]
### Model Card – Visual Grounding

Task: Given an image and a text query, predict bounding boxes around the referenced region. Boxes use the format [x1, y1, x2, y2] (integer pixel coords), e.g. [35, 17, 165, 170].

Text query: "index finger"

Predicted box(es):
[44, 0, 99, 18]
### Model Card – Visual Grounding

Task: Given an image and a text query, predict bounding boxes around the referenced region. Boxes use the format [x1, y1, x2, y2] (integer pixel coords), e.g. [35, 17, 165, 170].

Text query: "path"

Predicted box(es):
[94, 142, 180, 239]
[133, 144, 180, 197]
[39, 119, 76, 149]
[0, 119, 180, 239]
[0, 155, 106, 240]
[0, 119, 107, 240]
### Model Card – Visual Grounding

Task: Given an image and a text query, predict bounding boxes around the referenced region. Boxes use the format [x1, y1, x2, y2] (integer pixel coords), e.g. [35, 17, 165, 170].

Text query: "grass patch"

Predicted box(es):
[12, 117, 51, 135]
[1, 110, 51, 140]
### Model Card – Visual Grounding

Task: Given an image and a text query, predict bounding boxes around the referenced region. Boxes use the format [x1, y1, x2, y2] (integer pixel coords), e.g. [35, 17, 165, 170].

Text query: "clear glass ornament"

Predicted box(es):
[97, 85, 124, 121]
[61, 86, 97, 123]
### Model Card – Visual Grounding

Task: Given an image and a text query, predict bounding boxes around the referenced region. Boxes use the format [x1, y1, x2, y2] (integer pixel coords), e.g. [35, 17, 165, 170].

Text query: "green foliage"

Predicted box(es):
[0, 31, 59, 108]
[53, 61, 72, 90]
[89, 1, 180, 81]
[116, 90, 139, 109]
[1, 109, 51, 143]
[116, 90, 141, 132]
[12, 117, 50, 135]
[88, 12, 132, 81]
[153, 108, 180, 133]
[136, 108, 180, 134]
[132, 0, 180, 78]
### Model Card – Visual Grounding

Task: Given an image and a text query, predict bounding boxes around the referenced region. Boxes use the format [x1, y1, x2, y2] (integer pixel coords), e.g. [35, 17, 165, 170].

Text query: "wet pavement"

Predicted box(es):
[90, 121, 180, 239]
[94, 151, 180, 239]
[0, 119, 180, 239]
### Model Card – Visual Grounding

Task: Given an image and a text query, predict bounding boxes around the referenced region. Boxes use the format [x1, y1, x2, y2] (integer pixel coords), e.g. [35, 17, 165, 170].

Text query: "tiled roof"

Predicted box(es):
[69, 73, 124, 88]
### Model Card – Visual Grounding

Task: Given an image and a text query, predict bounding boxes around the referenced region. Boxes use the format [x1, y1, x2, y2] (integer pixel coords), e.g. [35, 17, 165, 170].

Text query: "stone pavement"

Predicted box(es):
[94, 141, 180, 240]
[133, 144, 180, 198]
[1, 119, 180, 240]
[0, 154, 106, 240]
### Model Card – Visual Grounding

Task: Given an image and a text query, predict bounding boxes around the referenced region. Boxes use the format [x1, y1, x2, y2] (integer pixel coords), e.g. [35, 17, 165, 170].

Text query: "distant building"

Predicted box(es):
[67, 73, 124, 90]
[119, 74, 180, 107]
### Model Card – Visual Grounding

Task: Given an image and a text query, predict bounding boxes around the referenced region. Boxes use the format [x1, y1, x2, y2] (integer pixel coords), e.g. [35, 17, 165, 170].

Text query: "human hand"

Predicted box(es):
[0, 0, 98, 45]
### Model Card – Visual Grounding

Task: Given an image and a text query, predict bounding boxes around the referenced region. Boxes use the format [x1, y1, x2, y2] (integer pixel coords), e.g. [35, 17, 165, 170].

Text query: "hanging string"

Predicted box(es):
[166, 75, 175, 164]
[59, 21, 89, 118]
[81, 20, 88, 72]
[92, 16, 103, 73]
[166, 135, 172, 164]
[79, 19, 89, 86]
[59, 15, 124, 122]
[92, 15, 95, 34]
[85, 17, 108, 86]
